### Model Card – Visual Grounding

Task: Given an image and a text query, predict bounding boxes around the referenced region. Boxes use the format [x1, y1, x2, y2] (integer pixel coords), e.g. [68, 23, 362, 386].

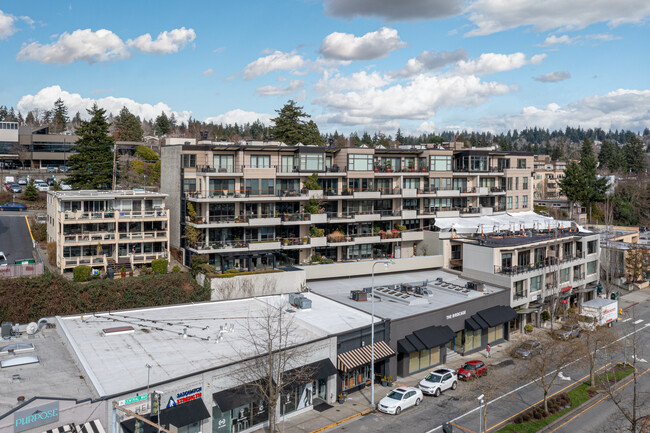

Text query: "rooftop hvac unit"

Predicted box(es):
[1, 322, 12, 339]
[289, 293, 303, 305]
[466, 282, 477, 291]
[350, 290, 368, 302]
[294, 297, 312, 309]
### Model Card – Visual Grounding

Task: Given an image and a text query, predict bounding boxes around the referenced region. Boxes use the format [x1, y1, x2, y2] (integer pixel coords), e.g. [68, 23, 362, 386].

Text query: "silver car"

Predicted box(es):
[418, 368, 458, 396]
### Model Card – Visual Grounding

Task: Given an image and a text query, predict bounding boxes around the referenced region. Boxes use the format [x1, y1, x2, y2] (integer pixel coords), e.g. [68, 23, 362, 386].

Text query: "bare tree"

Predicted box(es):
[600, 311, 649, 432]
[230, 297, 315, 433]
[576, 325, 618, 387]
[469, 361, 518, 432]
[9, 142, 27, 169]
[519, 336, 574, 412]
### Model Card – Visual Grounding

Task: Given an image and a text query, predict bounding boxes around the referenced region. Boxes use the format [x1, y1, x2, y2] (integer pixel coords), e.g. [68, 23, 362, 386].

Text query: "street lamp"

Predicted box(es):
[146, 363, 153, 394]
[477, 394, 485, 433]
[370, 259, 395, 407]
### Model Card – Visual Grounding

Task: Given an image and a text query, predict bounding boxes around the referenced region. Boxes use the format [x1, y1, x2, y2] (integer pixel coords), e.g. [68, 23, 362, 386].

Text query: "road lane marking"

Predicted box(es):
[634, 319, 643, 325]
[547, 367, 650, 433]
[558, 371, 571, 381]
[623, 318, 631, 322]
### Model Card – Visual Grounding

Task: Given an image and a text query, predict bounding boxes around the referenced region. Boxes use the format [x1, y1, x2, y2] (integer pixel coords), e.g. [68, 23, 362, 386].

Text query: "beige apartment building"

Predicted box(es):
[46, 190, 170, 273]
[534, 155, 568, 201]
[160, 142, 534, 272]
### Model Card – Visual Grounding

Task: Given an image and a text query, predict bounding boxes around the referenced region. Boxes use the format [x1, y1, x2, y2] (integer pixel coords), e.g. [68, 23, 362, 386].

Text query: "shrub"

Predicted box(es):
[304, 198, 319, 214]
[190, 254, 208, 274]
[225, 268, 239, 274]
[151, 258, 168, 274]
[24, 182, 39, 201]
[524, 324, 534, 332]
[541, 310, 550, 321]
[46, 241, 57, 266]
[303, 173, 321, 190]
[171, 265, 181, 273]
[513, 416, 523, 424]
[73, 265, 92, 282]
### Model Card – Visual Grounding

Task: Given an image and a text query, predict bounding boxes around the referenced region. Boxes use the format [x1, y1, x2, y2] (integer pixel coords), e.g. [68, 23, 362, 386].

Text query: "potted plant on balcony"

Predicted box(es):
[391, 228, 399, 238]
[328, 230, 346, 243]
[302, 236, 309, 245]
[407, 161, 415, 172]
[384, 160, 392, 173]
[379, 230, 386, 239]
[120, 266, 126, 278]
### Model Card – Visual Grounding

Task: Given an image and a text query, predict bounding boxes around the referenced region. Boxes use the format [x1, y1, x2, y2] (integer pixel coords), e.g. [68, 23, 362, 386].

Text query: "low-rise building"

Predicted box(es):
[46, 190, 170, 273]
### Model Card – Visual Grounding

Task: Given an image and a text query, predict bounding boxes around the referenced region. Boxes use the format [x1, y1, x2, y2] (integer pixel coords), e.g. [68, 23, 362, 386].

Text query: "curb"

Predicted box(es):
[537, 392, 601, 433]
[309, 408, 373, 433]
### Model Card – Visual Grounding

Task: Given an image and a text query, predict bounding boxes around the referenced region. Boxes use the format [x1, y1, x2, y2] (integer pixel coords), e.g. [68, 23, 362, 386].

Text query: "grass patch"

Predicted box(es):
[594, 366, 634, 385]
[494, 383, 591, 433]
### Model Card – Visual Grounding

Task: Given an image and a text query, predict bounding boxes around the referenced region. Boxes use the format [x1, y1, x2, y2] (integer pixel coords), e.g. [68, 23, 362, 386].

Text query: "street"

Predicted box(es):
[329, 293, 650, 433]
[0, 215, 36, 262]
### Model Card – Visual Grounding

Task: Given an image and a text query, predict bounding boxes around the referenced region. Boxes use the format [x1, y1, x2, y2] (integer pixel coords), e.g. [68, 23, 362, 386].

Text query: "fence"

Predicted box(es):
[0, 262, 44, 278]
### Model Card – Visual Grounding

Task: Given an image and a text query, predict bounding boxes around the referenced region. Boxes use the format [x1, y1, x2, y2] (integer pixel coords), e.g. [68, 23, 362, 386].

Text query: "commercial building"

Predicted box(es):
[308, 268, 515, 381]
[160, 142, 534, 272]
[46, 190, 170, 273]
[432, 212, 600, 329]
[0, 121, 19, 164]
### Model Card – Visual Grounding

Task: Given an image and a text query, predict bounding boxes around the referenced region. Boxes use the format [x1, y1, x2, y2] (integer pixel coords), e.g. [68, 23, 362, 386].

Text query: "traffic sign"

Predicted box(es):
[119, 394, 148, 406]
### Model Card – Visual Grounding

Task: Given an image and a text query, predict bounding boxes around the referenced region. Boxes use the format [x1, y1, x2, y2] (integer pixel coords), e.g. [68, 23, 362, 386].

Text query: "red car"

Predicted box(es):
[457, 360, 487, 381]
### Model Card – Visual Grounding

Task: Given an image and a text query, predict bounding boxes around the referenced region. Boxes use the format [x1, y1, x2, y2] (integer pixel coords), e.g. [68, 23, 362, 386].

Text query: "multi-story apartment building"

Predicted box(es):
[534, 155, 568, 201]
[161, 143, 534, 272]
[46, 190, 170, 273]
[443, 227, 600, 329]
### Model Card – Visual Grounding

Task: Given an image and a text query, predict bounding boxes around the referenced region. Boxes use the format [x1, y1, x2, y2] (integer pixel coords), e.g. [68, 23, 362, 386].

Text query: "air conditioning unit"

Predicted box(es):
[350, 290, 368, 302]
[1, 322, 12, 338]
[466, 282, 477, 291]
[294, 297, 312, 309]
[289, 293, 303, 306]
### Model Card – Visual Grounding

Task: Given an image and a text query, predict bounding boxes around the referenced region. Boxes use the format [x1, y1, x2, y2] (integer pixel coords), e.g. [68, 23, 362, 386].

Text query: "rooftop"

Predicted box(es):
[49, 189, 167, 200]
[307, 269, 505, 320]
[56, 293, 372, 397]
[0, 323, 97, 418]
[459, 230, 591, 248]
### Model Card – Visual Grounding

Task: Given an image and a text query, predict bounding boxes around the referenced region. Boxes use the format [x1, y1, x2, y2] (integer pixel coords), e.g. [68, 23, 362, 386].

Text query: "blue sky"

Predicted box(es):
[1, 0, 649, 135]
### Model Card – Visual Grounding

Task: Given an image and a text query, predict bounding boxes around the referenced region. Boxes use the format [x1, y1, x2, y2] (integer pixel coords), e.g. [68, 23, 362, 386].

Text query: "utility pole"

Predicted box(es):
[112, 402, 172, 433]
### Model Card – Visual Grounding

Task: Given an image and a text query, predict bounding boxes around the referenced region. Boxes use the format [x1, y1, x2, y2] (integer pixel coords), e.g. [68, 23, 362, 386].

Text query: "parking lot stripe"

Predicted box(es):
[24, 215, 35, 242]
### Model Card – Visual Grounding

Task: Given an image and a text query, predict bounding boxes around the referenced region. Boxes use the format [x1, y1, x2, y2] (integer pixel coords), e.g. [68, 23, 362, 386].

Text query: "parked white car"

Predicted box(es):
[377, 387, 423, 415]
[35, 183, 50, 191]
[418, 368, 458, 396]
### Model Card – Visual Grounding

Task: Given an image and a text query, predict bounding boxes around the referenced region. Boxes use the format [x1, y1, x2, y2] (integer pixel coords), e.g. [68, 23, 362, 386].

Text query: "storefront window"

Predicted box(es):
[408, 347, 440, 374]
[342, 365, 370, 390]
[488, 325, 504, 343]
[464, 329, 482, 352]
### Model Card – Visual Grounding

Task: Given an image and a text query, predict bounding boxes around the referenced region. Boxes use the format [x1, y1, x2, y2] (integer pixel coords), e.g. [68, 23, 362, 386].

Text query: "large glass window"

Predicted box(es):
[430, 155, 451, 171]
[300, 153, 324, 171]
[431, 178, 452, 191]
[501, 253, 512, 269]
[281, 155, 297, 172]
[213, 154, 234, 172]
[530, 276, 542, 292]
[488, 325, 504, 343]
[408, 347, 440, 374]
[587, 260, 597, 275]
[560, 267, 571, 283]
[587, 240, 597, 254]
[182, 154, 196, 168]
[470, 156, 488, 171]
[250, 155, 271, 168]
[342, 365, 370, 390]
[348, 154, 373, 171]
[517, 158, 527, 169]
[403, 178, 419, 189]
[381, 157, 401, 171]
[464, 329, 482, 352]
[209, 179, 235, 195]
[514, 280, 526, 298]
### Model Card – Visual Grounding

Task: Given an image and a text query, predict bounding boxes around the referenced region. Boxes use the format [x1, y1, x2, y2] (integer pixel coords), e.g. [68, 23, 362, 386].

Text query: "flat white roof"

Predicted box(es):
[308, 269, 505, 320]
[57, 294, 372, 397]
[49, 189, 167, 200]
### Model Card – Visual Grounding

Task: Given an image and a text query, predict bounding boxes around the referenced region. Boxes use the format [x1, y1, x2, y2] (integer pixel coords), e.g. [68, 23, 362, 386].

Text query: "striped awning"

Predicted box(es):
[44, 420, 105, 433]
[337, 341, 395, 373]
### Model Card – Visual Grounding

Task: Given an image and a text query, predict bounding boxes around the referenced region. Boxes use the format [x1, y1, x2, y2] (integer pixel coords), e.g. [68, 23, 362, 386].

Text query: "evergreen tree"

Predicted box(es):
[550, 145, 563, 161]
[154, 112, 171, 136]
[113, 106, 144, 141]
[598, 140, 619, 172]
[559, 162, 583, 220]
[395, 128, 404, 145]
[579, 138, 609, 222]
[25, 111, 37, 126]
[270, 100, 323, 146]
[623, 135, 645, 173]
[23, 181, 39, 201]
[51, 98, 69, 133]
[67, 104, 115, 189]
[302, 120, 324, 146]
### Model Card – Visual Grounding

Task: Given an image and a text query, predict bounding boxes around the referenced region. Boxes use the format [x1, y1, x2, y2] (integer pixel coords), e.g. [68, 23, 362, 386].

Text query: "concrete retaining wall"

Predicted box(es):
[198, 268, 307, 301]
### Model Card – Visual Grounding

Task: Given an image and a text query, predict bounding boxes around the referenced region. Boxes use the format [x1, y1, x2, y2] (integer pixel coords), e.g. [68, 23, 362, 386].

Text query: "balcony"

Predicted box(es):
[249, 240, 282, 251]
[495, 254, 585, 276]
[118, 210, 168, 219]
[63, 232, 116, 244]
[196, 165, 244, 175]
[61, 210, 116, 221]
[118, 231, 168, 241]
[490, 186, 506, 194]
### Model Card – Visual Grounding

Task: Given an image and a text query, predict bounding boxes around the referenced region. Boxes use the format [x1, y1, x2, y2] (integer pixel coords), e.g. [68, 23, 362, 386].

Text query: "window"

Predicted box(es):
[403, 178, 420, 189]
[452, 178, 467, 192]
[498, 158, 511, 170]
[451, 244, 461, 260]
[300, 153, 323, 171]
[518, 250, 530, 267]
[587, 240, 597, 255]
[431, 178, 452, 191]
[348, 154, 373, 171]
[514, 196, 519, 209]
[507, 197, 513, 209]
[464, 329, 482, 352]
[560, 267, 570, 283]
[470, 156, 488, 171]
[514, 280, 525, 298]
[517, 158, 527, 169]
[488, 325, 504, 343]
[183, 179, 196, 192]
[281, 155, 297, 172]
[515, 177, 519, 190]
[587, 260, 597, 275]
[209, 179, 235, 195]
[530, 276, 542, 292]
[563, 242, 573, 258]
[534, 247, 545, 263]
[502, 253, 512, 269]
[507, 177, 513, 190]
[213, 154, 234, 171]
[182, 154, 196, 168]
[250, 155, 271, 168]
[342, 365, 370, 390]
[523, 177, 529, 190]
[523, 195, 528, 208]
[430, 155, 452, 171]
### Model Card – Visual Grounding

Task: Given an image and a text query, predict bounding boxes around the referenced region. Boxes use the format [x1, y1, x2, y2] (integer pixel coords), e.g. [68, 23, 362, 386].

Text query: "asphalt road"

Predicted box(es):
[331, 296, 650, 433]
[0, 215, 36, 262]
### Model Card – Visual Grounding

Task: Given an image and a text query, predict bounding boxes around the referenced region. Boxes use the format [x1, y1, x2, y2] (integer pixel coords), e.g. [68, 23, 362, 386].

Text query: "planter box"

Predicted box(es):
[310, 236, 327, 247]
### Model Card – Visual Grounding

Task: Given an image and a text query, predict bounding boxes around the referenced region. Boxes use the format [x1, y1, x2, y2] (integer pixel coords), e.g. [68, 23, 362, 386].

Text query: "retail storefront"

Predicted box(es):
[449, 305, 515, 355]
[396, 325, 455, 377]
[337, 340, 395, 393]
[120, 398, 210, 433]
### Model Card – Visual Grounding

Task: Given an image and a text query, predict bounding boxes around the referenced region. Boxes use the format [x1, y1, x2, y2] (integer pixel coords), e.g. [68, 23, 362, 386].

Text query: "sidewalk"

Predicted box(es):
[253, 337, 524, 433]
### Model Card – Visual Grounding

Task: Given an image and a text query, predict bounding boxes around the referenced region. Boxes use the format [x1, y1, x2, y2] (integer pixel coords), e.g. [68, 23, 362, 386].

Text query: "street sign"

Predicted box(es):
[119, 394, 148, 406]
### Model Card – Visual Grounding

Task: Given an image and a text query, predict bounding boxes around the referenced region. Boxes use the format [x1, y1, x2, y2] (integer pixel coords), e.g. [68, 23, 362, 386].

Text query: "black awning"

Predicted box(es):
[161, 398, 210, 427]
[475, 305, 517, 327]
[282, 358, 337, 387]
[465, 317, 482, 331]
[213, 380, 266, 412]
[406, 334, 427, 351]
[413, 325, 456, 349]
[397, 339, 416, 353]
[397, 326, 455, 353]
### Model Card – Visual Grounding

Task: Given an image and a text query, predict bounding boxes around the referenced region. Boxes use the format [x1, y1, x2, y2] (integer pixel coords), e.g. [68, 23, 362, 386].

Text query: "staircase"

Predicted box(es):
[106, 258, 130, 273]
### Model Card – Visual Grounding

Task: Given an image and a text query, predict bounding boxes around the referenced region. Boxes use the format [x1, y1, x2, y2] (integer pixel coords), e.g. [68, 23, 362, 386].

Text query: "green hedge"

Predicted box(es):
[73, 265, 92, 282]
[151, 258, 168, 274]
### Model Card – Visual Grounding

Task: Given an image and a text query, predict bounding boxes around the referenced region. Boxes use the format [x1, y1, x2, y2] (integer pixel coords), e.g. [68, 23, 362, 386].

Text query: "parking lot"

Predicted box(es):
[0, 215, 36, 263]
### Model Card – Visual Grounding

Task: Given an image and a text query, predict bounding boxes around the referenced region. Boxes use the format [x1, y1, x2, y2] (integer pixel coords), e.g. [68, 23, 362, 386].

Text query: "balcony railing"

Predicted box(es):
[62, 209, 167, 220]
[196, 165, 244, 173]
[495, 253, 585, 276]
[64, 232, 116, 243]
[490, 186, 506, 193]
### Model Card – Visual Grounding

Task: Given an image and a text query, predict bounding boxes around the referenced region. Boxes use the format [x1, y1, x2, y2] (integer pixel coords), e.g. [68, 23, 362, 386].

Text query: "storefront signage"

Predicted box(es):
[14, 402, 59, 433]
[119, 394, 148, 406]
[166, 387, 202, 408]
[446, 310, 466, 320]
[561, 286, 572, 292]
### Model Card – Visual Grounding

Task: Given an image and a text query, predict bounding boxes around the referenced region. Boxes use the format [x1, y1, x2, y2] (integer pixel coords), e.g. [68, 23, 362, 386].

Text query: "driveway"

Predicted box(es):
[0, 215, 36, 263]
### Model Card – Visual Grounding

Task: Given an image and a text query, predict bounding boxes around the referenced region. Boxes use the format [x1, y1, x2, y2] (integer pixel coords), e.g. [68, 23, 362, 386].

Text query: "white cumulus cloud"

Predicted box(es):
[466, 0, 650, 36]
[454, 52, 546, 75]
[533, 71, 571, 82]
[320, 27, 406, 61]
[242, 51, 307, 80]
[480, 89, 650, 131]
[17, 27, 195, 64]
[17, 85, 191, 123]
[539, 34, 579, 46]
[390, 48, 468, 77]
[255, 80, 304, 96]
[0, 9, 17, 39]
[127, 27, 196, 54]
[324, 0, 463, 21]
[314, 71, 392, 92]
[205, 109, 273, 125]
